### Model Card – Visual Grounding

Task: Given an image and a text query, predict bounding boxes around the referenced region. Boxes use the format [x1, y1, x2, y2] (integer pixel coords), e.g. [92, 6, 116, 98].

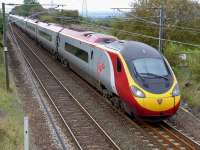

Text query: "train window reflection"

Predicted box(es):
[132, 58, 168, 76]
[65, 42, 88, 63]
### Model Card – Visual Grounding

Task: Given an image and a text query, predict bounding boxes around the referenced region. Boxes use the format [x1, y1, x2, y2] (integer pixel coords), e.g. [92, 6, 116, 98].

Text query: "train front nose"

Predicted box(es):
[130, 83, 181, 117]
[136, 96, 181, 117]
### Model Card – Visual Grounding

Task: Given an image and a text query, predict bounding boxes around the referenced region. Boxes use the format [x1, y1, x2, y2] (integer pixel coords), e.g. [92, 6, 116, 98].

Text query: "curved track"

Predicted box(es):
[9, 24, 200, 150]
[9, 25, 121, 150]
[136, 120, 200, 150]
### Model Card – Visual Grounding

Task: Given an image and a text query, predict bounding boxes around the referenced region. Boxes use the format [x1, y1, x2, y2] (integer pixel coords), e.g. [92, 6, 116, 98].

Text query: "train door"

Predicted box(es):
[89, 47, 97, 85]
[115, 56, 123, 95]
[114, 56, 139, 115]
[89, 47, 104, 89]
[89, 48, 94, 75]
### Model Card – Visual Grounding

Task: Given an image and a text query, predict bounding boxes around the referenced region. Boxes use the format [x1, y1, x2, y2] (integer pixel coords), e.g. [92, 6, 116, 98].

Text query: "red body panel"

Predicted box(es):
[107, 51, 179, 117]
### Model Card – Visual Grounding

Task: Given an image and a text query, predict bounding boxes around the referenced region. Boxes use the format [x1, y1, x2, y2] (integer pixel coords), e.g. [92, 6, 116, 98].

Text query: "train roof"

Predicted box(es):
[26, 18, 38, 24]
[60, 29, 118, 44]
[37, 22, 63, 32]
[106, 41, 162, 61]
[10, 14, 25, 20]
[85, 33, 117, 43]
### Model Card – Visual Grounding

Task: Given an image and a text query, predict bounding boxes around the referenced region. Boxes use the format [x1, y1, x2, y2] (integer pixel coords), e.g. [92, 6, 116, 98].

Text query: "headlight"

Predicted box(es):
[131, 86, 145, 98]
[172, 84, 180, 96]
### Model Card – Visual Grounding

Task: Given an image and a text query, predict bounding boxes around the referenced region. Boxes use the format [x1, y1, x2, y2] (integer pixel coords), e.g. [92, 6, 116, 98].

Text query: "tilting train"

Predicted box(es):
[9, 14, 181, 120]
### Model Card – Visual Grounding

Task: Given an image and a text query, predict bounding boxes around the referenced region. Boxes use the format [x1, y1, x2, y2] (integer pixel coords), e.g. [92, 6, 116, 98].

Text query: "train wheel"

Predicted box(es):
[110, 97, 120, 109]
[121, 102, 132, 116]
[102, 89, 108, 98]
[55, 53, 60, 61]
[63, 59, 69, 68]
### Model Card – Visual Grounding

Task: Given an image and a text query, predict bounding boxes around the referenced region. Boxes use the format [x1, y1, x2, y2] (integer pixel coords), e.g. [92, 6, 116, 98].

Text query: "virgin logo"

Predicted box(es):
[157, 99, 163, 105]
[97, 63, 105, 73]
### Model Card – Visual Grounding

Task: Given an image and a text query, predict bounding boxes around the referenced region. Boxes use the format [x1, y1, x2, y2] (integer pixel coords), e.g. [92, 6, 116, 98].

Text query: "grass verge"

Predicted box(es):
[0, 49, 23, 150]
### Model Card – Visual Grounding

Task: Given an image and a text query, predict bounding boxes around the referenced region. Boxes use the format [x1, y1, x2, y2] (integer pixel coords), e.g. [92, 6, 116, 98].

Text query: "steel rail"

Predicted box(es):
[12, 26, 121, 150]
[141, 121, 200, 150]
[145, 123, 184, 149]
[7, 26, 83, 150]
[8, 27, 69, 150]
[163, 121, 200, 149]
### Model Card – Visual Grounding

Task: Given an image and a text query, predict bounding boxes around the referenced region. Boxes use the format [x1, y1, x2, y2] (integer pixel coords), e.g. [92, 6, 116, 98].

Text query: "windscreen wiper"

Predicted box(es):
[132, 66, 145, 81]
[139, 73, 168, 80]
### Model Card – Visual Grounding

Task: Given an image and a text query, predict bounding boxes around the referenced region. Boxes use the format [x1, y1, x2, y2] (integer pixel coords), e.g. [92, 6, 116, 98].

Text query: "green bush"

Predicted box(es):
[164, 43, 182, 66]
[0, 43, 23, 150]
[13, 3, 44, 17]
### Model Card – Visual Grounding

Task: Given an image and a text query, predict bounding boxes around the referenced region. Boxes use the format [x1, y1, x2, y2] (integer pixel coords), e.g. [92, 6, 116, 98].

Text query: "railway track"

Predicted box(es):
[136, 120, 200, 150]
[9, 25, 200, 150]
[9, 25, 121, 150]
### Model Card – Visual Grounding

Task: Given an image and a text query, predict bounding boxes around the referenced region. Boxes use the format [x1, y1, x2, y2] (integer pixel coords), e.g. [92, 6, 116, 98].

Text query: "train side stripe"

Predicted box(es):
[104, 51, 118, 95]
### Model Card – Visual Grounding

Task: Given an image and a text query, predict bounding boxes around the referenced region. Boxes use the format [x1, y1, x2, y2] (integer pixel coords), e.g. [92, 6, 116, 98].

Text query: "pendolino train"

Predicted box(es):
[9, 14, 181, 120]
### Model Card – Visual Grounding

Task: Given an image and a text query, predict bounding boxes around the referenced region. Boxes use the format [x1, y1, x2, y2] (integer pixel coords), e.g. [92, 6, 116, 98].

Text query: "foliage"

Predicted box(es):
[12, 0, 80, 23]
[24, 0, 37, 4]
[164, 43, 200, 107]
[0, 84, 23, 150]
[12, 2, 44, 17]
[0, 14, 3, 34]
[0, 5, 24, 148]
[39, 10, 80, 24]
[0, 48, 23, 149]
[111, 0, 200, 49]
[164, 43, 184, 66]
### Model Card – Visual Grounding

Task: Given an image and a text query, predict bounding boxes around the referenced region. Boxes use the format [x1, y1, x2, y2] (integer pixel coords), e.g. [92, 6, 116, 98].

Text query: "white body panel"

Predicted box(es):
[9, 14, 118, 95]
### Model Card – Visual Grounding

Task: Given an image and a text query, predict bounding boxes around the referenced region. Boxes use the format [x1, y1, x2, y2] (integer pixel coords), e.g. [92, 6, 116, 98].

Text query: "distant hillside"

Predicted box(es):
[86, 11, 125, 18]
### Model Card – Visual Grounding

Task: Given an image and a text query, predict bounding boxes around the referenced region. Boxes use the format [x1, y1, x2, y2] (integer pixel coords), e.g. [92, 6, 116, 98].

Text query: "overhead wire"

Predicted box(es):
[117, 8, 200, 33]
[73, 18, 200, 48]
[8, 6, 200, 48]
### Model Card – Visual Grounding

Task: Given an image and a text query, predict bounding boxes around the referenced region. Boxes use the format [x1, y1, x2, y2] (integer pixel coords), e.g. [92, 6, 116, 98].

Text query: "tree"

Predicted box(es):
[12, 2, 44, 17]
[24, 0, 38, 4]
[111, 0, 200, 48]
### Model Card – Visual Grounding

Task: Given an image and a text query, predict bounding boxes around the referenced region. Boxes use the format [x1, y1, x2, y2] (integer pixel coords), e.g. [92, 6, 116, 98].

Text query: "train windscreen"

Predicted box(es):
[131, 58, 169, 78]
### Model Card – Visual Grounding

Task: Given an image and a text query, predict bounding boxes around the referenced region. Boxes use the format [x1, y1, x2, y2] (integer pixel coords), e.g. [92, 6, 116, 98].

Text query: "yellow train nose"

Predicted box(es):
[135, 96, 180, 112]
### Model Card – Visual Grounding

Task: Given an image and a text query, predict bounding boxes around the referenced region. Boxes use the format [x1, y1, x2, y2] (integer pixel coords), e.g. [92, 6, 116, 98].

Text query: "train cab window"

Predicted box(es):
[117, 57, 122, 72]
[65, 42, 88, 63]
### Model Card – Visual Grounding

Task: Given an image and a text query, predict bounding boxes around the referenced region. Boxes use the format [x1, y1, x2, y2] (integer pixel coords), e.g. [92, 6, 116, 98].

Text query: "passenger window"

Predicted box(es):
[38, 30, 52, 41]
[117, 57, 121, 72]
[65, 42, 88, 63]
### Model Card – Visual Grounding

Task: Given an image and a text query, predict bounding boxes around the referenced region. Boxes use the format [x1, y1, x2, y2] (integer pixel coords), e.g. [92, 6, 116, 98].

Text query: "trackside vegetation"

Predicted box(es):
[0, 16, 23, 149]
[13, 1, 80, 25]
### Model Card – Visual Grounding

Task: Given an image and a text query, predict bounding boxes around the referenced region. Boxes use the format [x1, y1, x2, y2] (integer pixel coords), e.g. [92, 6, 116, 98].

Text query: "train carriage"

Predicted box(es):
[25, 19, 38, 39]
[36, 22, 63, 54]
[58, 29, 91, 81]
[58, 29, 118, 92]
[9, 14, 181, 120]
[9, 15, 25, 29]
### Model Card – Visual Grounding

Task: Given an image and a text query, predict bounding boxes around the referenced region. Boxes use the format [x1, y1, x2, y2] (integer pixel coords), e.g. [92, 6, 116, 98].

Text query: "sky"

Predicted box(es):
[0, 0, 134, 13]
